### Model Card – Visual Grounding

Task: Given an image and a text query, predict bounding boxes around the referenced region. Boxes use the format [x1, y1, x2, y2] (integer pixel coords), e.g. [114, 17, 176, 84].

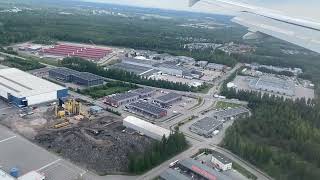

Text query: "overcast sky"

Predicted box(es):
[82, 0, 320, 21]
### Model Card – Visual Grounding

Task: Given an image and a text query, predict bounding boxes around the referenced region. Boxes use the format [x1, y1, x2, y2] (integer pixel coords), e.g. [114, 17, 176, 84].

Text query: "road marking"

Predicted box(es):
[37, 159, 61, 171]
[0, 136, 16, 143]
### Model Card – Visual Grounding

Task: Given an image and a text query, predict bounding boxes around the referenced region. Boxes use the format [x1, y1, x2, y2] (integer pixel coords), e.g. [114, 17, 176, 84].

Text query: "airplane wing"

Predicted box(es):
[190, 0, 320, 53]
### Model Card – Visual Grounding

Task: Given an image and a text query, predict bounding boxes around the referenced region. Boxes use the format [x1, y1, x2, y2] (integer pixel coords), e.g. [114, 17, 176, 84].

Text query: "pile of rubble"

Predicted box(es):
[34, 117, 154, 175]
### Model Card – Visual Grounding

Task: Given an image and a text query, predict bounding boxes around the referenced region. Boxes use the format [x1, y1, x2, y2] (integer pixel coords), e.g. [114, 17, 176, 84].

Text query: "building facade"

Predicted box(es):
[211, 151, 233, 171]
[127, 101, 167, 119]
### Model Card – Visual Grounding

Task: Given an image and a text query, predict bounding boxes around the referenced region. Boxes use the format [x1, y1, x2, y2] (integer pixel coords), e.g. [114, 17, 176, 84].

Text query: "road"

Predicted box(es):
[0, 52, 270, 180]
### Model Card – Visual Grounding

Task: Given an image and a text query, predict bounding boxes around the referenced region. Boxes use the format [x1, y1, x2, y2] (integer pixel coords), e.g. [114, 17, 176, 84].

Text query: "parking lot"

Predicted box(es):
[0, 125, 85, 179]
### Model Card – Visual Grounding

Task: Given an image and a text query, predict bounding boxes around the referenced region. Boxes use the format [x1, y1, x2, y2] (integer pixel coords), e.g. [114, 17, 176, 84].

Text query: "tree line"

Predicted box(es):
[128, 131, 188, 174]
[221, 87, 320, 180]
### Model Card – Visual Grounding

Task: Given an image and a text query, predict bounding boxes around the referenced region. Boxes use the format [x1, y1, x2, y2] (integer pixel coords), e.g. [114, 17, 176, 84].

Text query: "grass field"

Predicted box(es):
[215, 101, 242, 109]
[80, 81, 138, 99]
[233, 162, 258, 180]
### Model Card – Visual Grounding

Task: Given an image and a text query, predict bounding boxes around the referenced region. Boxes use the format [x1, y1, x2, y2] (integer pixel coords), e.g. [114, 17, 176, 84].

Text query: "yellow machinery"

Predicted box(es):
[55, 99, 87, 118]
[53, 120, 70, 129]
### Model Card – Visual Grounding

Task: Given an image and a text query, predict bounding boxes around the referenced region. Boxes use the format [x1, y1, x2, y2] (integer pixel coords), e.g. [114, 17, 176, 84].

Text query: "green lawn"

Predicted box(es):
[215, 101, 242, 109]
[80, 81, 138, 99]
[233, 162, 258, 180]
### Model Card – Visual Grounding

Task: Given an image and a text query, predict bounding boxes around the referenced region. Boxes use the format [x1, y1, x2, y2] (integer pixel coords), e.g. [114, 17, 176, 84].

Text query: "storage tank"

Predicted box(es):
[10, 167, 19, 178]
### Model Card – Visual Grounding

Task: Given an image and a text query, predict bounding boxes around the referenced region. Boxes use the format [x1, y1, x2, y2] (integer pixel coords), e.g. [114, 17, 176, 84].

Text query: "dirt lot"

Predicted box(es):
[0, 105, 154, 175]
[34, 118, 154, 175]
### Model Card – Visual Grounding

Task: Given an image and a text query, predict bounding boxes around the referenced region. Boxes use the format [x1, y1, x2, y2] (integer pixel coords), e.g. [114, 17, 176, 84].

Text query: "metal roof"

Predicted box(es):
[155, 92, 182, 104]
[159, 169, 190, 180]
[129, 101, 167, 115]
[179, 158, 231, 180]
[108, 92, 139, 102]
[50, 67, 104, 81]
[207, 63, 225, 70]
[214, 107, 249, 118]
[211, 151, 232, 165]
[132, 88, 156, 95]
[0, 68, 66, 98]
[72, 72, 104, 81]
[49, 67, 80, 76]
[191, 117, 223, 132]
[111, 63, 152, 75]
[123, 116, 170, 138]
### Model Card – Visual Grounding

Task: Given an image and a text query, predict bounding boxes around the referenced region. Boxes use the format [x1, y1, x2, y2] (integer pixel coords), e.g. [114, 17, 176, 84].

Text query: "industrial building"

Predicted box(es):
[211, 151, 233, 171]
[113, 58, 202, 79]
[206, 63, 226, 71]
[154, 92, 182, 107]
[0, 68, 68, 107]
[132, 88, 156, 98]
[42, 44, 112, 60]
[175, 56, 196, 65]
[49, 67, 104, 87]
[249, 76, 295, 96]
[0, 169, 45, 180]
[178, 158, 231, 180]
[111, 63, 153, 75]
[159, 169, 190, 180]
[189, 117, 223, 137]
[213, 107, 250, 121]
[104, 92, 139, 107]
[155, 63, 190, 77]
[196, 61, 208, 67]
[127, 101, 167, 119]
[123, 116, 171, 140]
[121, 57, 156, 68]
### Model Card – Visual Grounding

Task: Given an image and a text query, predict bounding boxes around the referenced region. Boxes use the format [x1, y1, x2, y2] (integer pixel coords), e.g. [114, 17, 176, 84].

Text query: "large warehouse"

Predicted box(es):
[127, 101, 167, 119]
[49, 67, 104, 87]
[0, 68, 68, 107]
[189, 117, 223, 137]
[249, 76, 295, 96]
[123, 116, 171, 140]
[154, 92, 182, 107]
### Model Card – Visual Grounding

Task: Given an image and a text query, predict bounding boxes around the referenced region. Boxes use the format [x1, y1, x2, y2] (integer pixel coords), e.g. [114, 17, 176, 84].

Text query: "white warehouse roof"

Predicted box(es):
[123, 116, 171, 140]
[0, 68, 65, 99]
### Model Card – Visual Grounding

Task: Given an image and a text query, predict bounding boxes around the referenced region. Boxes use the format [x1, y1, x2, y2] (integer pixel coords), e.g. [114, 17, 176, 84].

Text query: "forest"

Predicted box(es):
[60, 57, 209, 92]
[221, 87, 320, 180]
[0, 57, 45, 71]
[128, 131, 188, 174]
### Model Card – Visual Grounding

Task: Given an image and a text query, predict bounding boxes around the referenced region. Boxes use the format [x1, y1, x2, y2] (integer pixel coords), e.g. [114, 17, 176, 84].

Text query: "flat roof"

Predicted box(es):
[207, 63, 225, 69]
[72, 72, 104, 81]
[191, 117, 223, 132]
[0, 68, 66, 98]
[18, 171, 45, 180]
[107, 92, 139, 102]
[129, 101, 167, 115]
[132, 88, 156, 95]
[49, 67, 80, 76]
[122, 57, 156, 66]
[159, 169, 190, 180]
[211, 151, 232, 165]
[0, 169, 15, 180]
[215, 107, 249, 118]
[123, 116, 170, 138]
[155, 92, 182, 104]
[179, 158, 231, 180]
[50, 67, 104, 81]
[111, 63, 152, 75]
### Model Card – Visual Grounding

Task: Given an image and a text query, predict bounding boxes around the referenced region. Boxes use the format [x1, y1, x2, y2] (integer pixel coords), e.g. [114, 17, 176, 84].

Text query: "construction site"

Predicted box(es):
[0, 98, 154, 175]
